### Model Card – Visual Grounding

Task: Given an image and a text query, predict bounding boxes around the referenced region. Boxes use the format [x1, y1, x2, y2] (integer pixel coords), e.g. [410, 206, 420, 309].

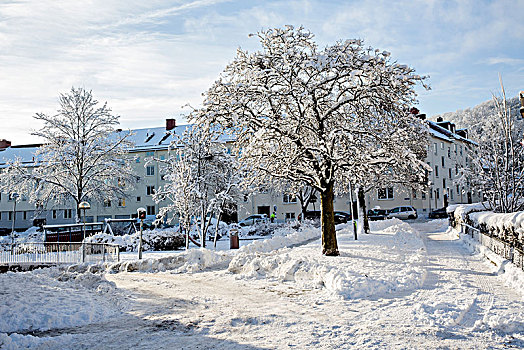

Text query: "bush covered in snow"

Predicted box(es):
[86, 227, 185, 252]
[449, 204, 524, 250]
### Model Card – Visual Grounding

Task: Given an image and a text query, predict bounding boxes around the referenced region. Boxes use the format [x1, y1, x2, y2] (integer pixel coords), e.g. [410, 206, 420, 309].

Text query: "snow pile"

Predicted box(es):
[447, 202, 489, 215]
[104, 224, 320, 274]
[0, 268, 120, 335]
[228, 220, 427, 300]
[452, 227, 524, 299]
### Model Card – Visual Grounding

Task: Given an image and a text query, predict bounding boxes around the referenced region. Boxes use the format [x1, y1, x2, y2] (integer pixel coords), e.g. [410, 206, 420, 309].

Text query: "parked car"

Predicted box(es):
[298, 211, 321, 222]
[387, 206, 418, 220]
[334, 211, 352, 222]
[429, 207, 448, 219]
[238, 214, 268, 227]
[367, 209, 388, 221]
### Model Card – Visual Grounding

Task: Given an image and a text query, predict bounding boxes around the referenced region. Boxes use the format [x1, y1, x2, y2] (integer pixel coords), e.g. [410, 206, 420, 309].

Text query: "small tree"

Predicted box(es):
[460, 80, 524, 213]
[152, 125, 242, 248]
[193, 26, 428, 255]
[0, 87, 136, 220]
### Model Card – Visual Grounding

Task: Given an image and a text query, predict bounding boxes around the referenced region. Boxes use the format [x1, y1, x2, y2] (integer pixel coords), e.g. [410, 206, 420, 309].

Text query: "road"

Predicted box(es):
[34, 220, 524, 349]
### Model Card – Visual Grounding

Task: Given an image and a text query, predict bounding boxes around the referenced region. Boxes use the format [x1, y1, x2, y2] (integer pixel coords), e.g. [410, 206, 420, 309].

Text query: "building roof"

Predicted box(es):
[427, 121, 476, 145]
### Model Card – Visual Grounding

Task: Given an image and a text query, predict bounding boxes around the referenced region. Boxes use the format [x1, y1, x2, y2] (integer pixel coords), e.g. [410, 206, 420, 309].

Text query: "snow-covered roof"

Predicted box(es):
[125, 125, 193, 152]
[0, 145, 41, 167]
[0, 124, 236, 165]
[428, 121, 476, 145]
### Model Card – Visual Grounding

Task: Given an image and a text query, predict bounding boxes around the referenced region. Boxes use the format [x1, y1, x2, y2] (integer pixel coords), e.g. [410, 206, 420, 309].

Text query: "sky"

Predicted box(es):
[1, 0, 523, 145]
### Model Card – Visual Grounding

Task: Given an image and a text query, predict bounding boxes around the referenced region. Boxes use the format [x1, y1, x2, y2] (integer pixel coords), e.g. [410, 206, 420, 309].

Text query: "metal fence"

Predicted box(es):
[0, 242, 120, 265]
[459, 222, 524, 271]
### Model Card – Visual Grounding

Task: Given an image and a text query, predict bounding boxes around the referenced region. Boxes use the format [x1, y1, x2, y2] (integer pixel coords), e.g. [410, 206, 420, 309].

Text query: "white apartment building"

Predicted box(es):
[0, 117, 481, 233]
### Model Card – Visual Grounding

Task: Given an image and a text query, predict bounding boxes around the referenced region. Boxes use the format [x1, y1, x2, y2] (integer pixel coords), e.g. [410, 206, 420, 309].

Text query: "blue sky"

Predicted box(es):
[1, 0, 523, 144]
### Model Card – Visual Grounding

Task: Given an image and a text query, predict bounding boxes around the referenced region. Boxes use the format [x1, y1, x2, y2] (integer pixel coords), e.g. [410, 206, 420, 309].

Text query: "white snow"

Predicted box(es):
[1, 219, 523, 349]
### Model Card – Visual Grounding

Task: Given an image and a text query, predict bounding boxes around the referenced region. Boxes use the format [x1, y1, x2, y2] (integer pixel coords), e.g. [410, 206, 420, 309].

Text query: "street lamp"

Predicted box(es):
[78, 201, 91, 240]
[10, 193, 19, 247]
[137, 207, 146, 260]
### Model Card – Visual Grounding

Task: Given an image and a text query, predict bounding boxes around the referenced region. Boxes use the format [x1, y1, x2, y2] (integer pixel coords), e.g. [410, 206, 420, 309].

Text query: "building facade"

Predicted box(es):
[0, 118, 481, 233]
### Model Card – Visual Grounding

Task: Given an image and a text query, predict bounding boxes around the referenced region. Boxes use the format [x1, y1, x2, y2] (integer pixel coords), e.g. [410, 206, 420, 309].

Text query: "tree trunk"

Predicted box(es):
[320, 182, 339, 256]
[358, 187, 370, 234]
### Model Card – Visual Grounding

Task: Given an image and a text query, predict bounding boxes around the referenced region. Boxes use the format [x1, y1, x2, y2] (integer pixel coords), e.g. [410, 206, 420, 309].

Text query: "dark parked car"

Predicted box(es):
[367, 209, 388, 221]
[299, 210, 348, 225]
[429, 208, 448, 219]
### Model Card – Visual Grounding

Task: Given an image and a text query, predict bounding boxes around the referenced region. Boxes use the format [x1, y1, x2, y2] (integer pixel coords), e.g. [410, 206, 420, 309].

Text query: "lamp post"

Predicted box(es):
[10, 193, 19, 247]
[78, 201, 91, 240]
[137, 207, 146, 260]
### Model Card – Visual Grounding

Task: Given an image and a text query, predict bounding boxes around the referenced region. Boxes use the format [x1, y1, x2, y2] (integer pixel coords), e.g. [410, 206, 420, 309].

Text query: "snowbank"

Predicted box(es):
[451, 227, 524, 299]
[0, 268, 120, 334]
[228, 220, 427, 300]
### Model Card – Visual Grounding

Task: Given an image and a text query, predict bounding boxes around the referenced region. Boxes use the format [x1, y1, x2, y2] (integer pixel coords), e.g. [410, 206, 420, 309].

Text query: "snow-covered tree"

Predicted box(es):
[152, 125, 242, 248]
[458, 81, 524, 213]
[0, 87, 136, 220]
[192, 26, 428, 256]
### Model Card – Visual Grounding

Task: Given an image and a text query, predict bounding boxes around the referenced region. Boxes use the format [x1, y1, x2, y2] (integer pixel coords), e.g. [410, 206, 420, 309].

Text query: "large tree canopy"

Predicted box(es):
[0, 87, 136, 220]
[192, 26, 428, 255]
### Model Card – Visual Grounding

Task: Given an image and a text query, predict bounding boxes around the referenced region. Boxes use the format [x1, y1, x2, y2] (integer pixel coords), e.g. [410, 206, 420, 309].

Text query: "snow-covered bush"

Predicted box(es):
[450, 204, 524, 250]
[86, 227, 185, 252]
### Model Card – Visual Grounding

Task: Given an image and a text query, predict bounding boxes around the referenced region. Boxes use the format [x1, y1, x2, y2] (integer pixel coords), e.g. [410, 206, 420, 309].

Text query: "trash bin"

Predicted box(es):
[229, 228, 239, 249]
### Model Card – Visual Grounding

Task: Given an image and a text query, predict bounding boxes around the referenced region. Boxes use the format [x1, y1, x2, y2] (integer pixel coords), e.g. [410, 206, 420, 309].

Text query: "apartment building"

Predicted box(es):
[0, 117, 481, 232]
[239, 117, 482, 221]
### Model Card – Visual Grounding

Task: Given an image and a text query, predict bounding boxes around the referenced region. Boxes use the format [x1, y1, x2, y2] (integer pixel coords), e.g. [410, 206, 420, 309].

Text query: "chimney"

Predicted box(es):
[0, 139, 11, 150]
[166, 118, 176, 131]
[456, 129, 468, 139]
[436, 117, 443, 122]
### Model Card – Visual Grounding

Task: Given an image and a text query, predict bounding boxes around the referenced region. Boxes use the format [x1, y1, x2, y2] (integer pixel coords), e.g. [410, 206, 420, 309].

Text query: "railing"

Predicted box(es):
[0, 242, 120, 265]
[459, 222, 524, 271]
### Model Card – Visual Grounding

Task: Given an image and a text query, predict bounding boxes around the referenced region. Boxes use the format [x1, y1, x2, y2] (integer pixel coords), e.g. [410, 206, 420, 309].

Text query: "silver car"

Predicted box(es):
[387, 206, 418, 220]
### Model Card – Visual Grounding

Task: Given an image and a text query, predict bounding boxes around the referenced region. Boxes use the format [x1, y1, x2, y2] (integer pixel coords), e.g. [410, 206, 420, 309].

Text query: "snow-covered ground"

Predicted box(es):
[1, 219, 523, 349]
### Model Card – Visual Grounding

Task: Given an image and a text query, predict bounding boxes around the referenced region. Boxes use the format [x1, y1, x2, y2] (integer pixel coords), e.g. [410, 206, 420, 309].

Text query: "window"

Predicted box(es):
[135, 157, 140, 163]
[412, 189, 417, 199]
[147, 205, 155, 215]
[146, 165, 155, 176]
[455, 165, 459, 175]
[430, 190, 433, 199]
[460, 145, 463, 155]
[64, 209, 72, 219]
[136, 196, 141, 202]
[378, 187, 394, 200]
[52, 210, 57, 219]
[440, 142, 444, 150]
[442, 178, 446, 188]
[451, 190, 454, 200]
[23, 211, 27, 220]
[436, 189, 440, 199]
[8, 193, 17, 201]
[146, 151, 154, 156]
[454, 144, 457, 153]
[283, 194, 297, 203]
[159, 155, 165, 160]
[285, 213, 296, 221]
[449, 168, 452, 179]
[243, 194, 249, 202]
[146, 186, 155, 196]
[441, 156, 445, 167]
[457, 185, 460, 194]
[433, 143, 437, 155]
[103, 199, 111, 207]
[421, 192, 426, 200]
[447, 147, 451, 157]
[434, 165, 439, 177]
[8, 211, 13, 221]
